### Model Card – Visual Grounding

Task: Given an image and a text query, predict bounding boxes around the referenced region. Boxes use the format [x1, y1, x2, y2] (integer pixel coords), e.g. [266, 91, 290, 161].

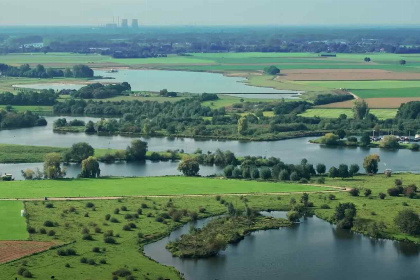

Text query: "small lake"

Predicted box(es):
[144, 211, 420, 280]
[14, 69, 300, 95]
[0, 116, 417, 173]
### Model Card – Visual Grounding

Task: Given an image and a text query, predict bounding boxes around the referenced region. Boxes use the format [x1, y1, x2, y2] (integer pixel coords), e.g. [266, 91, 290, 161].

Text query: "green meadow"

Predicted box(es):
[299, 108, 398, 120]
[0, 201, 27, 240]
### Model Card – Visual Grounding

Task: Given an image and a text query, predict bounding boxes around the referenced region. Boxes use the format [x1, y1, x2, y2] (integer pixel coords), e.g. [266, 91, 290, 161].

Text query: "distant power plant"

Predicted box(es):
[105, 18, 139, 29]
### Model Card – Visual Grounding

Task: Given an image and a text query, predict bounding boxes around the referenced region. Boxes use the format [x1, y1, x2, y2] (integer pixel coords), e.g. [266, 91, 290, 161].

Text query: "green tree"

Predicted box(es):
[68, 142, 94, 162]
[335, 203, 357, 229]
[320, 133, 339, 145]
[178, 158, 200, 176]
[400, 59, 407, 65]
[279, 170, 290, 181]
[394, 209, 420, 235]
[290, 171, 300, 181]
[264, 65, 280, 75]
[338, 164, 349, 179]
[80, 156, 100, 178]
[260, 167, 272, 180]
[85, 121, 96, 133]
[360, 132, 371, 146]
[143, 120, 152, 135]
[349, 164, 360, 177]
[43, 152, 65, 179]
[352, 99, 369, 120]
[364, 57, 371, 62]
[363, 154, 380, 174]
[237, 116, 248, 135]
[329, 166, 339, 178]
[336, 129, 346, 139]
[300, 193, 309, 207]
[126, 140, 148, 160]
[379, 135, 400, 149]
[316, 163, 326, 175]
[72, 65, 94, 78]
[223, 165, 234, 177]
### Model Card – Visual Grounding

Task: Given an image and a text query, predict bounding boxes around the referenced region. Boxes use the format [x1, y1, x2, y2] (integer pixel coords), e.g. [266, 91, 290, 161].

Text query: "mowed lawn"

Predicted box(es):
[0, 201, 28, 240]
[300, 108, 397, 120]
[0, 177, 333, 199]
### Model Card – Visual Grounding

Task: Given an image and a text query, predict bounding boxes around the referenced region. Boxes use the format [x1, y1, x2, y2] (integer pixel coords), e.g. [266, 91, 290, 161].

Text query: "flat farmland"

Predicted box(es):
[0, 241, 55, 264]
[300, 108, 397, 120]
[318, 97, 420, 109]
[352, 88, 420, 98]
[0, 201, 28, 240]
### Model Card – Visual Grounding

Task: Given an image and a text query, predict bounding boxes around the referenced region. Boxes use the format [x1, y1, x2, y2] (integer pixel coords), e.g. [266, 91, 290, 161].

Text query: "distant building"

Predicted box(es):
[132, 19, 139, 29]
[121, 19, 128, 28]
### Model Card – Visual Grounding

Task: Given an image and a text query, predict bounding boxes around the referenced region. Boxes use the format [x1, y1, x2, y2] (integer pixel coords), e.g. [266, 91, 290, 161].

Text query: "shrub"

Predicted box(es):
[137, 208, 143, 215]
[387, 187, 401, 197]
[316, 177, 325, 184]
[320, 204, 330, 209]
[299, 178, 308, 184]
[112, 268, 132, 277]
[104, 230, 114, 237]
[121, 206, 128, 211]
[123, 224, 132, 231]
[141, 203, 148, 209]
[95, 227, 102, 233]
[88, 259, 96, 265]
[40, 228, 47, 234]
[251, 168, 260, 179]
[45, 203, 54, 208]
[100, 259, 107, 264]
[86, 202, 95, 208]
[47, 230, 56, 236]
[349, 188, 360, 196]
[65, 263, 70, 268]
[394, 209, 420, 235]
[82, 234, 93, 241]
[287, 211, 300, 222]
[82, 227, 90, 234]
[216, 195, 221, 201]
[124, 214, 133, 220]
[379, 193, 386, 199]
[290, 171, 300, 181]
[22, 270, 33, 278]
[84, 213, 89, 217]
[328, 194, 336, 200]
[279, 170, 290, 181]
[92, 247, 100, 253]
[80, 257, 88, 263]
[44, 220, 55, 227]
[260, 167, 272, 180]
[105, 214, 111, 220]
[364, 188, 372, 197]
[104, 236, 117, 244]
[189, 211, 198, 221]
[114, 208, 120, 214]
[155, 216, 164, 223]
[27, 226, 36, 234]
[199, 207, 206, 213]
[129, 222, 136, 228]
[110, 217, 119, 223]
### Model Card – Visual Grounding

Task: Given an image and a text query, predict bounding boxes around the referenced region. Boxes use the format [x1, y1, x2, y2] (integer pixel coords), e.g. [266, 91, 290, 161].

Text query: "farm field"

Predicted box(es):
[351, 87, 420, 98]
[0, 176, 333, 199]
[300, 108, 398, 120]
[0, 201, 27, 240]
[318, 97, 420, 109]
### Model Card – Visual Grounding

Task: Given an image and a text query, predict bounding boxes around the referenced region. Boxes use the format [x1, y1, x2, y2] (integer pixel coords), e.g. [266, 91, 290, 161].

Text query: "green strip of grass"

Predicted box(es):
[299, 108, 397, 120]
[0, 201, 28, 240]
[0, 176, 332, 199]
[352, 87, 420, 98]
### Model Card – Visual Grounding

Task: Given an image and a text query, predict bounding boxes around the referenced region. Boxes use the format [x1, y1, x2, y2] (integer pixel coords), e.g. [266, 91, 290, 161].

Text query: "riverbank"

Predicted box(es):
[309, 138, 417, 151]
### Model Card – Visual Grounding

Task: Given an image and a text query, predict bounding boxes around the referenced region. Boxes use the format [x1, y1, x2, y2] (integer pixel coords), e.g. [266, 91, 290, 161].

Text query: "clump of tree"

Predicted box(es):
[379, 135, 400, 149]
[159, 89, 177, 97]
[178, 157, 200, 176]
[80, 156, 100, 178]
[334, 203, 357, 229]
[0, 90, 58, 106]
[44, 152, 66, 179]
[66, 65, 94, 78]
[363, 154, 380, 174]
[264, 65, 280, 75]
[126, 140, 148, 161]
[0, 63, 64, 78]
[394, 209, 420, 235]
[320, 133, 339, 145]
[0, 109, 47, 129]
[313, 93, 354, 105]
[71, 82, 131, 99]
[64, 142, 94, 163]
[395, 101, 419, 119]
[200, 93, 219, 102]
[352, 99, 370, 120]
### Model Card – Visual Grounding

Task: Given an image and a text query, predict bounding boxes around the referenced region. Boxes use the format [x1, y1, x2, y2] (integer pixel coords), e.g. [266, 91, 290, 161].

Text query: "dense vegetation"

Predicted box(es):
[313, 93, 354, 105]
[69, 82, 131, 99]
[0, 63, 94, 78]
[0, 109, 46, 129]
[0, 90, 58, 105]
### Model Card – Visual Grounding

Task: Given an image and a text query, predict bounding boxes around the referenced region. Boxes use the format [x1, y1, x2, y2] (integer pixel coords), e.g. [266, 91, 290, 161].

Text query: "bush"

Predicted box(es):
[45, 203, 54, 208]
[316, 177, 325, 184]
[114, 208, 120, 214]
[92, 247, 100, 253]
[349, 188, 360, 196]
[82, 234, 93, 241]
[27, 226, 36, 234]
[279, 170, 290, 181]
[105, 214, 111, 220]
[44, 220, 55, 227]
[189, 211, 198, 221]
[123, 224, 132, 231]
[320, 204, 330, 209]
[110, 217, 119, 223]
[40, 228, 47, 234]
[86, 202, 95, 208]
[387, 187, 401, 197]
[379, 193, 386, 199]
[95, 227, 102, 233]
[121, 206, 128, 211]
[88, 259, 96, 265]
[137, 208, 143, 215]
[100, 259, 107, 264]
[47, 230, 56, 236]
[287, 211, 300, 222]
[299, 178, 308, 184]
[124, 214, 133, 220]
[80, 257, 88, 263]
[364, 188, 372, 197]
[394, 209, 420, 235]
[199, 207, 206, 213]
[328, 194, 336, 200]
[141, 203, 148, 209]
[104, 236, 117, 244]
[251, 168, 260, 179]
[112, 268, 132, 277]
[65, 263, 70, 268]
[22, 270, 33, 278]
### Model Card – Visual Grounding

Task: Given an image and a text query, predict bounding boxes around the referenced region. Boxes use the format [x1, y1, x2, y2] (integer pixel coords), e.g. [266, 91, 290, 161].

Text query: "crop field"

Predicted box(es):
[0, 241, 56, 264]
[0, 177, 333, 199]
[318, 97, 420, 109]
[0, 201, 28, 240]
[299, 108, 397, 120]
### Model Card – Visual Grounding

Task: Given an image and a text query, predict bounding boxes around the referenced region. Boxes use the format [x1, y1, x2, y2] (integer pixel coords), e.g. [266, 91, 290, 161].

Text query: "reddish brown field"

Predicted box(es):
[317, 97, 420, 109]
[0, 241, 55, 264]
[281, 69, 420, 81]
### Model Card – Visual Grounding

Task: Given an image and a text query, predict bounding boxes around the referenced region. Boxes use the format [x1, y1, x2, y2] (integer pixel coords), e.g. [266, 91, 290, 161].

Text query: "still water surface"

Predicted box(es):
[144, 211, 420, 280]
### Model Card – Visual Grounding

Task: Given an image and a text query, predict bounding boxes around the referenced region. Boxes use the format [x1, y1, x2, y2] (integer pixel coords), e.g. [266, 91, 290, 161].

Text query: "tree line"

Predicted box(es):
[0, 63, 94, 78]
[0, 90, 58, 105]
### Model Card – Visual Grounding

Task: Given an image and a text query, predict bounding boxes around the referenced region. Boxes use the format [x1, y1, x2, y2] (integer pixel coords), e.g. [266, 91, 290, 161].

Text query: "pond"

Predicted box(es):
[14, 69, 301, 95]
[144, 211, 420, 280]
[0, 116, 417, 173]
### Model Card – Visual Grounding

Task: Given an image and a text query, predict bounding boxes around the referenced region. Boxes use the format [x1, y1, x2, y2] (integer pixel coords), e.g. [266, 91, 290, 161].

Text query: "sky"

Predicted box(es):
[1, 0, 419, 26]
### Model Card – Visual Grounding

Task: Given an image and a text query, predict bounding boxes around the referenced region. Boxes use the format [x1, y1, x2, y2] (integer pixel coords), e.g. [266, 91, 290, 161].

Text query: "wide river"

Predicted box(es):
[144, 211, 420, 280]
[0, 116, 417, 178]
[15, 69, 301, 97]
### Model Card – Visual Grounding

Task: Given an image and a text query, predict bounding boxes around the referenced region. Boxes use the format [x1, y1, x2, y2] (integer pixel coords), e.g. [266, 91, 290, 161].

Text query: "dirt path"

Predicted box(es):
[0, 185, 350, 202]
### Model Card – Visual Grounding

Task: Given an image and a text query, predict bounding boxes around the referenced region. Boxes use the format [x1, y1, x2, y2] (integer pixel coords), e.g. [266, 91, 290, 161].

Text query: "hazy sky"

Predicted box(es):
[1, 0, 419, 26]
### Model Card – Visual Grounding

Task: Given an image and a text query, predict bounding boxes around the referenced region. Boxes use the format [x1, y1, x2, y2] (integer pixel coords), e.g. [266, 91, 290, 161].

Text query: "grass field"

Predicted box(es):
[0, 176, 332, 199]
[0, 201, 27, 240]
[0, 105, 53, 113]
[352, 87, 420, 98]
[300, 108, 397, 120]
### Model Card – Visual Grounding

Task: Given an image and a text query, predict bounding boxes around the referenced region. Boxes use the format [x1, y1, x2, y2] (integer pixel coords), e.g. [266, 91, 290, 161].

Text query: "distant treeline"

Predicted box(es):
[68, 82, 131, 99]
[0, 90, 58, 105]
[0, 110, 46, 129]
[396, 101, 420, 119]
[313, 94, 354, 106]
[0, 64, 94, 79]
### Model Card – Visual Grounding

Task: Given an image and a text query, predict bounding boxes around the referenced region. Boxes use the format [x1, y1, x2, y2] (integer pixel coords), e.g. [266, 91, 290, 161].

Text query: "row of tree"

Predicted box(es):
[0, 64, 94, 78]
[0, 90, 58, 106]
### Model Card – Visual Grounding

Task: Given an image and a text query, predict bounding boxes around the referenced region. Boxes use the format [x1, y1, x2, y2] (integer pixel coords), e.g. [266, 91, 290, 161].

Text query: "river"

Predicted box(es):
[0, 116, 417, 175]
[144, 211, 420, 280]
[14, 69, 301, 96]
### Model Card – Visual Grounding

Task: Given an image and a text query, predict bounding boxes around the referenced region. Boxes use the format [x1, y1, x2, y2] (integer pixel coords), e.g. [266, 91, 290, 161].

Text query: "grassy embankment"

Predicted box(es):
[299, 108, 398, 120]
[0, 144, 185, 163]
[0, 174, 419, 279]
[309, 137, 414, 150]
